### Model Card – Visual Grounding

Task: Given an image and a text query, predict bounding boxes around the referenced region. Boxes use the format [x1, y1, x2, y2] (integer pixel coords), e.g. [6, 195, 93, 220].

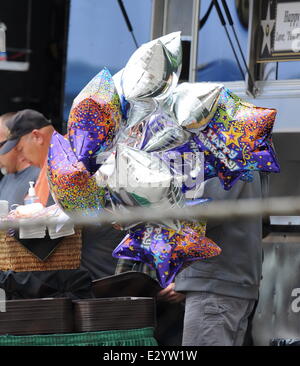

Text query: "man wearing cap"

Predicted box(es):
[0, 109, 55, 169]
[2, 109, 126, 282]
[0, 112, 40, 207]
[0, 110, 94, 300]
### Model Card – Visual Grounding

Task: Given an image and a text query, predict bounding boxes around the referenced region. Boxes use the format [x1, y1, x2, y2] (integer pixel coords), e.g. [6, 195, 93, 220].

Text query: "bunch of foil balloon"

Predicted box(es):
[47, 32, 280, 287]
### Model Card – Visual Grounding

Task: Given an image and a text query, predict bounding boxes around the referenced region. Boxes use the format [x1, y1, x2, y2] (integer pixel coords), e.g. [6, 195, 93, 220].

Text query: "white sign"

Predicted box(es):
[274, 2, 300, 52]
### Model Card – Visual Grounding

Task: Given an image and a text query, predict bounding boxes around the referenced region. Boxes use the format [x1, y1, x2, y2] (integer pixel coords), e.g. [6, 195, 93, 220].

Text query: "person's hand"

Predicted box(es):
[112, 223, 123, 230]
[156, 282, 185, 303]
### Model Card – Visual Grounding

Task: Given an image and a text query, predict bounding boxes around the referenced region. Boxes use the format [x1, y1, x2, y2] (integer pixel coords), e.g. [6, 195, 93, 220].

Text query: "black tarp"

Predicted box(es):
[0, 269, 93, 300]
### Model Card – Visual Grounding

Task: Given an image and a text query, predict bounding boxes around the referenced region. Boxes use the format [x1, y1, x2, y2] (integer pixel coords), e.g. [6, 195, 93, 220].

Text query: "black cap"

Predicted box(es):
[0, 109, 51, 155]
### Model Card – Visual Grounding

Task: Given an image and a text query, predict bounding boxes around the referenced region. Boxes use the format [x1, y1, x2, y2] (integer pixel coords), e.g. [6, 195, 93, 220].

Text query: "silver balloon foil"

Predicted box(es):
[125, 98, 157, 130]
[166, 82, 224, 132]
[113, 69, 157, 124]
[115, 32, 182, 102]
[119, 32, 182, 130]
[156, 31, 182, 76]
[122, 40, 177, 100]
[140, 109, 191, 153]
[95, 144, 184, 230]
[121, 31, 182, 101]
[110, 117, 149, 150]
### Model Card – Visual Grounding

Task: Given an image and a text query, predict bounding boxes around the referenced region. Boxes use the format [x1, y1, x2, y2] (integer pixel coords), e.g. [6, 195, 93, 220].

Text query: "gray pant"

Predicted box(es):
[182, 292, 256, 346]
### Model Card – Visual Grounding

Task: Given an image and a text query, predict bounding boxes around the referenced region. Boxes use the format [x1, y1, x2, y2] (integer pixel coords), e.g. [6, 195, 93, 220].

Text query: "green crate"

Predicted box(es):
[0, 327, 158, 346]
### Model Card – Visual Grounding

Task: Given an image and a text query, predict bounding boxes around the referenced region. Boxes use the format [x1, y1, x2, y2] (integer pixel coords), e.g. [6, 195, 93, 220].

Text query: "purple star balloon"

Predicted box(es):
[193, 88, 280, 190]
[112, 222, 221, 288]
[47, 131, 106, 213]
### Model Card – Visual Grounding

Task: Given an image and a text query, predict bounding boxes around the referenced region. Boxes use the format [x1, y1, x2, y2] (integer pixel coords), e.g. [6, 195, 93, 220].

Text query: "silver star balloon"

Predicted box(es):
[121, 32, 182, 101]
[164, 82, 224, 133]
[124, 98, 158, 131]
[113, 70, 157, 132]
[121, 40, 176, 100]
[114, 32, 183, 132]
[140, 108, 191, 153]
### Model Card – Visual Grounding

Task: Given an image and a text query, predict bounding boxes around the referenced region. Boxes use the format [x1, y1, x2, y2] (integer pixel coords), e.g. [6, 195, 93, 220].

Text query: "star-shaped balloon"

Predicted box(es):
[119, 32, 182, 134]
[193, 88, 280, 189]
[164, 82, 223, 132]
[47, 132, 106, 213]
[47, 68, 123, 213]
[140, 108, 190, 152]
[112, 221, 221, 288]
[68, 68, 121, 175]
[121, 32, 182, 102]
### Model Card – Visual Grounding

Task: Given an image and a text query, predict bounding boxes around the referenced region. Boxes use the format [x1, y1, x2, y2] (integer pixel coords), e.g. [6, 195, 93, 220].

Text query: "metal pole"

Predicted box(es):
[212, 0, 245, 80]
[189, 0, 201, 82]
[2, 196, 300, 229]
[117, 0, 139, 49]
[220, 0, 256, 90]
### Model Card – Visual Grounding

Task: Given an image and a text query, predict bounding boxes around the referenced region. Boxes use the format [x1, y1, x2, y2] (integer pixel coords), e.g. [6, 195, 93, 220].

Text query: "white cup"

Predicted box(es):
[0, 200, 8, 218]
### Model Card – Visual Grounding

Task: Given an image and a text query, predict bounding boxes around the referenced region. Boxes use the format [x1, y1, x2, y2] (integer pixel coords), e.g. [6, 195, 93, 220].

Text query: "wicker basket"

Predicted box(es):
[0, 229, 82, 272]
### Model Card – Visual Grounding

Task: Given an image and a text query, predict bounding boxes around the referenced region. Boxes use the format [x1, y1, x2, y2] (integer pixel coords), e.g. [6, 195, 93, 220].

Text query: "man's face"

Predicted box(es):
[16, 132, 41, 167]
[0, 125, 18, 174]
